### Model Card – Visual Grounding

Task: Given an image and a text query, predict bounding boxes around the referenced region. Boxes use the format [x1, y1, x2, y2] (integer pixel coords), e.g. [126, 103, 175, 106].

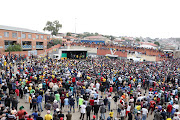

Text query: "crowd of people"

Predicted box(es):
[0, 53, 180, 120]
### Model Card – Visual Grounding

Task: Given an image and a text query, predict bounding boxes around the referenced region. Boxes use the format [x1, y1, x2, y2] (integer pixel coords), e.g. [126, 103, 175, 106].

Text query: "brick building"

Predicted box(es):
[0, 25, 50, 52]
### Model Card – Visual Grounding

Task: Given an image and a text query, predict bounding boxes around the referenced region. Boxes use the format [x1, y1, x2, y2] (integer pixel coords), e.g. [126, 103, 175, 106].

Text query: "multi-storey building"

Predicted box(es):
[0, 25, 50, 52]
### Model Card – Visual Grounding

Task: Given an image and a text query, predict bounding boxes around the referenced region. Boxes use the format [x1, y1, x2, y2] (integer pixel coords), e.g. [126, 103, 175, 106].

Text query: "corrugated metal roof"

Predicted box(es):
[0, 25, 49, 35]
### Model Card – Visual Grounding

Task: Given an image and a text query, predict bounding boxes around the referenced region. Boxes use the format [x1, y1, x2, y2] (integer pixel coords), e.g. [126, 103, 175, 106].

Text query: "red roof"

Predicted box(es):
[114, 39, 125, 42]
[139, 42, 158, 47]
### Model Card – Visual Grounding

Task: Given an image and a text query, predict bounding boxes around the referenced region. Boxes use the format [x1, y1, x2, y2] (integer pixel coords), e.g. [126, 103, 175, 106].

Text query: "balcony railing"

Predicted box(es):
[36, 45, 44, 49]
[22, 45, 32, 49]
[5, 45, 10, 49]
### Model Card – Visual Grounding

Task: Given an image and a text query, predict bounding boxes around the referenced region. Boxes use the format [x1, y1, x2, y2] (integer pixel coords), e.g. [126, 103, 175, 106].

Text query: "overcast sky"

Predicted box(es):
[1, 0, 180, 38]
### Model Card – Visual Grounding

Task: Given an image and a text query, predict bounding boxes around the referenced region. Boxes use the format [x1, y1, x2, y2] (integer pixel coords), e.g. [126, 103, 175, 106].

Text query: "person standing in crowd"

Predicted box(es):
[94, 102, 100, 119]
[69, 96, 75, 113]
[11, 97, 18, 110]
[64, 96, 69, 112]
[32, 110, 38, 120]
[141, 105, 148, 120]
[66, 111, 72, 120]
[79, 95, 84, 111]
[80, 102, 86, 120]
[55, 91, 61, 107]
[37, 113, 43, 120]
[53, 100, 59, 113]
[100, 103, 106, 120]
[37, 94, 43, 112]
[109, 110, 114, 120]
[32, 95, 37, 111]
[86, 103, 92, 120]
[17, 106, 27, 120]
[44, 110, 52, 120]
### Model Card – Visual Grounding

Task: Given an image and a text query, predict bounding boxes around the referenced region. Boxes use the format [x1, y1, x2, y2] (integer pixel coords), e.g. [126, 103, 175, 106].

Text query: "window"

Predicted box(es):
[28, 34, 32, 39]
[22, 34, 26, 38]
[36, 35, 39, 39]
[12, 33, 17, 38]
[4, 32, 9, 37]
[47, 36, 50, 40]
[41, 35, 44, 39]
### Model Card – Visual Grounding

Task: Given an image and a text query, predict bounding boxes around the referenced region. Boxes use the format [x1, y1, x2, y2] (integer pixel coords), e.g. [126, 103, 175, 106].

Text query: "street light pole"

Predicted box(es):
[75, 18, 77, 34]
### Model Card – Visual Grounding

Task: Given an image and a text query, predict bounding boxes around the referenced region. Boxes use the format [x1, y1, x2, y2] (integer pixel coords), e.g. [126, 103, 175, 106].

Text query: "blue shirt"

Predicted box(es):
[64, 98, 69, 105]
[69, 86, 74, 92]
[94, 93, 98, 99]
[32, 112, 38, 120]
[37, 95, 42, 103]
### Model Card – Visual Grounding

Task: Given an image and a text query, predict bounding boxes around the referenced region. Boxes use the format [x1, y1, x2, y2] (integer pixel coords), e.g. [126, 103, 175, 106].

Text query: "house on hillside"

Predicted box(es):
[139, 42, 158, 49]
[81, 36, 110, 44]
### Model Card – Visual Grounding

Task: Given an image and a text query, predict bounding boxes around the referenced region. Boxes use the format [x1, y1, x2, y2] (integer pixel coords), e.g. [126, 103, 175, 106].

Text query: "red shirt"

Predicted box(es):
[60, 97, 65, 103]
[27, 118, 33, 120]
[72, 77, 76, 83]
[15, 89, 19, 96]
[53, 78, 57, 83]
[89, 99, 94, 106]
[17, 110, 27, 119]
[167, 104, 172, 112]
[109, 87, 113, 92]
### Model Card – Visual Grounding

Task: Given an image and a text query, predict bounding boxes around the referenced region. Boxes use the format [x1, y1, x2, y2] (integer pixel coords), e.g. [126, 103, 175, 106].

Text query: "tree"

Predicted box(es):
[121, 37, 125, 40]
[109, 35, 115, 40]
[47, 39, 62, 49]
[43, 20, 62, 36]
[136, 38, 140, 42]
[95, 32, 99, 36]
[6, 44, 22, 52]
[66, 32, 71, 36]
[154, 41, 160, 46]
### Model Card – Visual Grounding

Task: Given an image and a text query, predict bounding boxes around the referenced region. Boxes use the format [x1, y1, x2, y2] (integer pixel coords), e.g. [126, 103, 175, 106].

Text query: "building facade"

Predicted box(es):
[0, 25, 50, 52]
[81, 36, 110, 44]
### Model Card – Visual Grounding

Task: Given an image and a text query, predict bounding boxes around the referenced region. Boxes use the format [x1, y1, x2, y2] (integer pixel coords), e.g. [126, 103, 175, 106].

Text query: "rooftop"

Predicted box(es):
[0, 25, 49, 35]
[84, 35, 107, 39]
[139, 42, 158, 47]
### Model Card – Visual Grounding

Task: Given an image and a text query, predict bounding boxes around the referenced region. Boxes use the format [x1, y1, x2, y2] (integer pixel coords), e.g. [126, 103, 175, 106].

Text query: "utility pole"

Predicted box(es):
[75, 18, 77, 34]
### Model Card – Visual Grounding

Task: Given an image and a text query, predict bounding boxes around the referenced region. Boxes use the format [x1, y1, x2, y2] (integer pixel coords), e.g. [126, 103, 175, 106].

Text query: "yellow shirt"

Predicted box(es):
[29, 86, 32, 91]
[109, 112, 114, 117]
[166, 118, 172, 120]
[29, 96, 32, 103]
[45, 114, 52, 120]
[103, 78, 106, 82]
[4, 61, 7, 66]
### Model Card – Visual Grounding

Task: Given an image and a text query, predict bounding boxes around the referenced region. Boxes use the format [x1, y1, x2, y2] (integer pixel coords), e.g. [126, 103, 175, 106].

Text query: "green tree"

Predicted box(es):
[43, 20, 62, 36]
[121, 37, 125, 40]
[6, 44, 22, 52]
[154, 41, 160, 46]
[95, 32, 99, 36]
[47, 39, 62, 49]
[66, 32, 71, 36]
[109, 35, 115, 40]
[136, 38, 140, 42]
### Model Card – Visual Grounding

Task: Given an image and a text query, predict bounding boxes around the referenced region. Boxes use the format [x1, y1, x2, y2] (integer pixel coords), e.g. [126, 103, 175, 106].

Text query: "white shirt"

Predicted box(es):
[127, 105, 131, 111]
[96, 83, 100, 89]
[118, 77, 122, 83]
[80, 105, 86, 113]
[173, 116, 179, 120]
[173, 104, 179, 110]
[120, 109, 125, 117]
[108, 97, 112, 103]
[52, 84, 59, 91]
[142, 108, 148, 115]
